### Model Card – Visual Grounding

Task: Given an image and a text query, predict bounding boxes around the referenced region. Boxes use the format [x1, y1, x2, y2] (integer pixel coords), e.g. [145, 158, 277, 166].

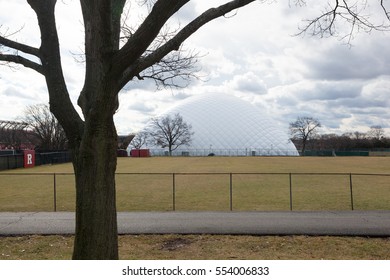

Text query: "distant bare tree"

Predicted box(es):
[290, 116, 321, 155]
[352, 131, 367, 140]
[22, 104, 67, 150]
[368, 125, 385, 140]
[129, 131, 149, 149]
[148, 113, 193, 155]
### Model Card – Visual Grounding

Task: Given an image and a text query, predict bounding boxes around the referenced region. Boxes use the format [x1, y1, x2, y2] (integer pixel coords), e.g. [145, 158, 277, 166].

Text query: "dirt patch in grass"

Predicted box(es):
[1, 235, 389, 260]
[159, 237, 193, 251]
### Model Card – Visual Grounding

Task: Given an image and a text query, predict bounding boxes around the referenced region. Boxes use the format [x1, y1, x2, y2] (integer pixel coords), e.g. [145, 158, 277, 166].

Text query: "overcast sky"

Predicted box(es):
[1, 0, 389, 136]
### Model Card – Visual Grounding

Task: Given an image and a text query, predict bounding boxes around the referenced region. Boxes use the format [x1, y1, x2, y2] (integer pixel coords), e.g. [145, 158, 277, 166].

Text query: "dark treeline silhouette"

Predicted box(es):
[292, 130, 390, 155]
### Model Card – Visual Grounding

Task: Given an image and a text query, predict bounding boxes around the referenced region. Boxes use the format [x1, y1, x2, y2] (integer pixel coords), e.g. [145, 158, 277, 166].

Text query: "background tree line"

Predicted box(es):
[290, 116, 389, 155]
[295, 128, 390, 152]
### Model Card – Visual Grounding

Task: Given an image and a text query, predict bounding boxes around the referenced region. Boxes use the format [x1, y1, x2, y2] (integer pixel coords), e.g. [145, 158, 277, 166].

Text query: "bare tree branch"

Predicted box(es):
[137, 46, 203, 90]
[27, 0, 84, 146]
[381, 0, 390, 21]
[116, 0, 257, 88]
[297, 0, 390, 43]
[119, 10, 202, 90]
[0, 53, 44, 74]
[114, 0, 190, 75]
[0, 26, 42, 73]
[0, 35, 40, 57]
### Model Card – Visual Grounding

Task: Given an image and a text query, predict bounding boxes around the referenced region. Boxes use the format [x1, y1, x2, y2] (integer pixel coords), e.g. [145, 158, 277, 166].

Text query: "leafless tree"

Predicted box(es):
[129, 131, 149, 149]
[148, 113, 193, 155]
[120, 6, 202, 89]
[0, 0, 261, 259]
[368, 125, 386, 140]
[290, 116, 322, 155]
[352, 131, 367, 140]
[21, 104, 68, 150]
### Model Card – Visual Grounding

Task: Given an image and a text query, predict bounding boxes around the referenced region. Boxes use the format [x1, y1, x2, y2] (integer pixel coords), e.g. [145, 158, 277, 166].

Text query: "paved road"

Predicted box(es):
[1, 211, 390, 236]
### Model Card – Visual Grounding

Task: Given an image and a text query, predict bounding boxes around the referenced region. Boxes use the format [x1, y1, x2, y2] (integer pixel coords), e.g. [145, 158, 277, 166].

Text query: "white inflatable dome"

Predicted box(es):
[129, 93, 299, 156]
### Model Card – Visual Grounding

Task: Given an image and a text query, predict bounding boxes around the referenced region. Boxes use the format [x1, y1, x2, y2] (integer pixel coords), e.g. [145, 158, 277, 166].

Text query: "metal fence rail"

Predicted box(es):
[0, 172, 389, 212]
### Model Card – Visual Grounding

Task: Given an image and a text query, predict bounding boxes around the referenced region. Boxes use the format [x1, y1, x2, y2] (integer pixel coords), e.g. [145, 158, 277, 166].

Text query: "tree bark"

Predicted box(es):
[27, 0, 121, 259]
[72, 116, 118, 259]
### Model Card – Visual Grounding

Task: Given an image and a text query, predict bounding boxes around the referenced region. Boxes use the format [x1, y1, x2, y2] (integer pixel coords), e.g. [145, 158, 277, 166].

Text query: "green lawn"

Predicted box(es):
[1, 157, 390, 211]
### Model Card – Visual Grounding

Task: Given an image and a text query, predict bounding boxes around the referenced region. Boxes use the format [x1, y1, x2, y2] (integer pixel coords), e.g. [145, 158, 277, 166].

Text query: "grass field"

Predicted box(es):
[1, 156, 390, 260]
[1, 156, 390, 211]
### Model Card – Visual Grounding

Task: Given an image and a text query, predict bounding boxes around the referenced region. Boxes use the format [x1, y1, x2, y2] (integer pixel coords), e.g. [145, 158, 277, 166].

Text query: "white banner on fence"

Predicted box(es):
[0, 260, 388, 280]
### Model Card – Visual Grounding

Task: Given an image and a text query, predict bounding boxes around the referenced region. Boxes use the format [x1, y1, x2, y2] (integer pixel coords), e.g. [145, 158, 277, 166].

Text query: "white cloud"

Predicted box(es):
[1, 0, 390, 136]
[127, 101, 156, 113]
[225, 72, 267, 94]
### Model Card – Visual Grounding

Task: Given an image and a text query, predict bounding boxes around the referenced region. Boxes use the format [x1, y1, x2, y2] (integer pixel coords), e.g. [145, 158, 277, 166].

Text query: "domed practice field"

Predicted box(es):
[130, 93, 299, 156]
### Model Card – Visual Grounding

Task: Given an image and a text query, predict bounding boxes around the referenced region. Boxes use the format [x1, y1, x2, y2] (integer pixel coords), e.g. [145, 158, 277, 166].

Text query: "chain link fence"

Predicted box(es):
[0, 172, 389, 212]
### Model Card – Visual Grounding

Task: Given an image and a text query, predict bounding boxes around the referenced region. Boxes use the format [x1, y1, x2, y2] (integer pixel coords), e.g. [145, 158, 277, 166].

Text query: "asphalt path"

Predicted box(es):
[1, 211, 390, 236]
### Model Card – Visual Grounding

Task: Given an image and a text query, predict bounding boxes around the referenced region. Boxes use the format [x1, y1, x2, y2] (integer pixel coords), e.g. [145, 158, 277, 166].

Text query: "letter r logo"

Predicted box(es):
[27, 154, 33, 165]
[24, 150, 35, 168]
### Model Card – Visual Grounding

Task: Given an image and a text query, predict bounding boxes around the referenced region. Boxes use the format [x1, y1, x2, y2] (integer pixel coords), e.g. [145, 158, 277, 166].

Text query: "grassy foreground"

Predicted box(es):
[1, 235, 390, 260]
[1, 157, 390, 260]
[1, 157, 390, 211]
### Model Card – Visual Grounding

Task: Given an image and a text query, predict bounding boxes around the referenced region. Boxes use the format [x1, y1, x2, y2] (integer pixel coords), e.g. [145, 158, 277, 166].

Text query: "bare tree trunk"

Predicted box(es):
[72, 117, 118, 259]
[69, 1, 123, 259]
[2, 0, 262, 260]
[301, 136, 307, 156]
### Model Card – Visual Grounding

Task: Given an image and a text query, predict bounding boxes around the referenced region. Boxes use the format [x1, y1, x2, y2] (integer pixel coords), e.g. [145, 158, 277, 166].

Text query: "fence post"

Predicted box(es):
[289, 173, 293, 211]
[349, 173, 354, 211]
[172, 173, 176, 211]
[230, 173, 233, 211]
[53, 173, 57, 212]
